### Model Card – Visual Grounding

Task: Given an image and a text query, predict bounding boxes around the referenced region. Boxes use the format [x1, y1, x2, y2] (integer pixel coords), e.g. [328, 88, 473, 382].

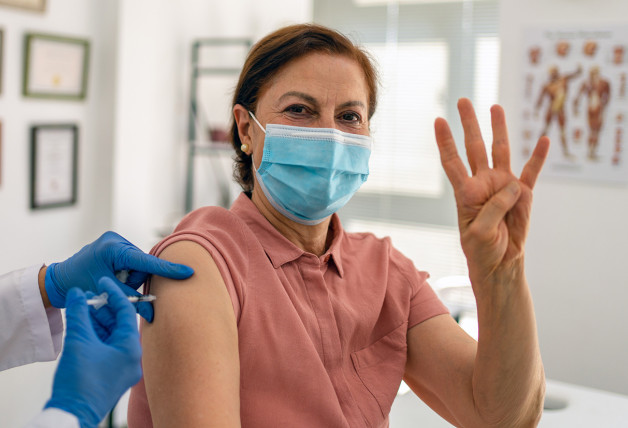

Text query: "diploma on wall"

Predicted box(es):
[23, 33, 90, 100]
[30, 124, 78, 209]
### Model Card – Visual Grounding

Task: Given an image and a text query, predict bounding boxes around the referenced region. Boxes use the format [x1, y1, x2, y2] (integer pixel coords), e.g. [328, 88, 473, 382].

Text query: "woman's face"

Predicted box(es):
[247, 52, 371, 169]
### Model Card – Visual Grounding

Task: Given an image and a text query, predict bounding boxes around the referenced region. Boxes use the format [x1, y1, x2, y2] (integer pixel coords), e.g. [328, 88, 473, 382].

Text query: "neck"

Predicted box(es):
[251, 188, 331, 256]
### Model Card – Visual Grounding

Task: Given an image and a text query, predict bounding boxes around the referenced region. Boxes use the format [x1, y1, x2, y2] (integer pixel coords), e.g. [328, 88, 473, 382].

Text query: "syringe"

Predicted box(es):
[86, 292, 157, 309]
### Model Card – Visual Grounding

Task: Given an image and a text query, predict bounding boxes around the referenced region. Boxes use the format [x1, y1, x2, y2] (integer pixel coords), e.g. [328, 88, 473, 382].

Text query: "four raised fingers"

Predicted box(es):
[436, 98, 548, 191]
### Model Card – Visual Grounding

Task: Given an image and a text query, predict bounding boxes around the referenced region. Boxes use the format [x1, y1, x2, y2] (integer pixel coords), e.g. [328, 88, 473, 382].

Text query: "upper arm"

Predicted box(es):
[404, 314, 478, 427]
[141, 240, 240, 428]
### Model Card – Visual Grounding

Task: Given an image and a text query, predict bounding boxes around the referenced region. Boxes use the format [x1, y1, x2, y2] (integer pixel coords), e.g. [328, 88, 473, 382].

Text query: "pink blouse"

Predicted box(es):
[128, 193, 448, 428]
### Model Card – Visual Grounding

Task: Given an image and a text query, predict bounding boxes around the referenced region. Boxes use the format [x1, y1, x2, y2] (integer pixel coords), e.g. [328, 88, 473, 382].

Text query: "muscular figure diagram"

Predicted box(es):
[536, 65, 582, 158]
[573, 66, 611, 160]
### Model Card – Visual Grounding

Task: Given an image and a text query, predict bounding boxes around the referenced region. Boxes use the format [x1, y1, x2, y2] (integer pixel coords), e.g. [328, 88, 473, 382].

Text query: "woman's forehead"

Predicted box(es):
[261, 53, 369, 106]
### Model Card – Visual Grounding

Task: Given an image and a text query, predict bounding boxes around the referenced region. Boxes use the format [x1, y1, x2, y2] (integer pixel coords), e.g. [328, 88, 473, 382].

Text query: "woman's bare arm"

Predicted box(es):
[141, 240, 240, 427]
[405, 288, 544, 428]
[404, 99, 547, 427]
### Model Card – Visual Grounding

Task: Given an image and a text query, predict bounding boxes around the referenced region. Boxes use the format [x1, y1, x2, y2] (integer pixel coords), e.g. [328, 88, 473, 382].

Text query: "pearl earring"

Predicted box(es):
[241, 143, 249, 153]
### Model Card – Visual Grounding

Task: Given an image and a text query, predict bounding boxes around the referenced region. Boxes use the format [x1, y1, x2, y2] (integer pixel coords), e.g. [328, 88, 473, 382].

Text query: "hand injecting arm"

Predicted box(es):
[39, 231, 194, 322]
[43, 277, 143, 428]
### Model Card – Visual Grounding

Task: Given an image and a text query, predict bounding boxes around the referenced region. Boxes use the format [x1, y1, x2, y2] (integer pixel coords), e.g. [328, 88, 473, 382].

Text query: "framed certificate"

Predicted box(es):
[23, 33, 90, 100]
[0, 0, 45, 12]
[30, 124, 78, 209]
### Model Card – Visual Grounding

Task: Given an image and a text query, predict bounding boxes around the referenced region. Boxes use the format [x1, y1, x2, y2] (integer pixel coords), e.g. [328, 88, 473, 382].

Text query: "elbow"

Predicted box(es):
[510, 370, 547, 428]
[525, 367, 546, 427]
[507, 369, 546, 428]
[474, 368, 546, 428]
[513, 376, 545, 428]
[509, 385, 545, 428]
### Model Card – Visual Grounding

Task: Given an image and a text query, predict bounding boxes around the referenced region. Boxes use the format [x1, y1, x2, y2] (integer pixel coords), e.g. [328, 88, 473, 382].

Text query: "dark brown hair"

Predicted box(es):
[230, 23, 379, 192]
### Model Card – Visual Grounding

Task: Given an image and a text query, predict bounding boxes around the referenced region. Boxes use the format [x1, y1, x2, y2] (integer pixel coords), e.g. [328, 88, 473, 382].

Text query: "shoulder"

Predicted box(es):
[149, 206, 252, 304]
[177, 205, 248, 237]
[153, 206, 250, 262]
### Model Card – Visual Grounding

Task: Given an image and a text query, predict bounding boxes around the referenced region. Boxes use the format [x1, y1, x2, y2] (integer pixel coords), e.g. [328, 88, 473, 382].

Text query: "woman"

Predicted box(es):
[128, 24, 548, 428]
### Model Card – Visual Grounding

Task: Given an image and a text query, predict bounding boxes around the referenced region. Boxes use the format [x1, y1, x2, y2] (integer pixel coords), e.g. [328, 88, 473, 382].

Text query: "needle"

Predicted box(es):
[86, 292, 156, 309]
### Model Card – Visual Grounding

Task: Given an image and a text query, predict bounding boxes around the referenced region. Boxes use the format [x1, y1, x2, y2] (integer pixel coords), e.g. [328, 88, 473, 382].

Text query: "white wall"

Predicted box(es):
[0, 1, 118, 273]
[0, 0, 118, 426]
[111, 0, 314, 252]
[499, 0, 628, 395]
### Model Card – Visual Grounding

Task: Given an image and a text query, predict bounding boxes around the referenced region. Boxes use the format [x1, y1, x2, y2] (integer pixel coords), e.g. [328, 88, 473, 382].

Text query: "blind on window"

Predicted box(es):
[363, 42, 447, 197]
[314, 0, 499, 281]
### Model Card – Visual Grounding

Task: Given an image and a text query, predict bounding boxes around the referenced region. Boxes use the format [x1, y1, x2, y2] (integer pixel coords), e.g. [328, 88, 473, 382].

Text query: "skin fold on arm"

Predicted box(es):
[141, 240, 241, 428]
[404, 99, 547, 428]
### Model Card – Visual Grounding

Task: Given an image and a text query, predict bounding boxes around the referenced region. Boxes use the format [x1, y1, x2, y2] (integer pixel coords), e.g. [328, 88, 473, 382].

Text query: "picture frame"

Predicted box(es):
[0, 0, 45, 13]
[23, 33, 90, 100]
[30, 124, 78, 209]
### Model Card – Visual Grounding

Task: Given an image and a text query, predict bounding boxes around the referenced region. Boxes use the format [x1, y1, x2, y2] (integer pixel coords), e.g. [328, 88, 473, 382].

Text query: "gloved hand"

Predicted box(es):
[45, 277, 142, 428]
[44, 230, 193, 321]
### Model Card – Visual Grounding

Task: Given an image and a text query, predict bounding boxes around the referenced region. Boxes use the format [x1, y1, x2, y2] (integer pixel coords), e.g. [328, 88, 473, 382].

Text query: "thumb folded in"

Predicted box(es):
[473, 181, 521, 232]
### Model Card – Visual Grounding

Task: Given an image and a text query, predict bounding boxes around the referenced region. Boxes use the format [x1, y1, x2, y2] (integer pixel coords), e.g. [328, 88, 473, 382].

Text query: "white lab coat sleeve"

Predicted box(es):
[22, 408, 80, 428]
[0, 265, 64, 372]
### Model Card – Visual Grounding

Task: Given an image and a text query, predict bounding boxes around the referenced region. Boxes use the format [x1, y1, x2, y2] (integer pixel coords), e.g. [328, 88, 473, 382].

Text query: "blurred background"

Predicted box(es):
[0, 0, 627, 426]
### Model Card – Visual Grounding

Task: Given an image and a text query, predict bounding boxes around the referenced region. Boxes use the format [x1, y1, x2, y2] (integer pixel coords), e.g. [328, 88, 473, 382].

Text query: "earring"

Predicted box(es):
[240, 143, 249, 153]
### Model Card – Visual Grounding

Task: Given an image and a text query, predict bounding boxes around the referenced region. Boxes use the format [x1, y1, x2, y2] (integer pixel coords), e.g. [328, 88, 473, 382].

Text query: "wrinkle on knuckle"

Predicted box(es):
[466, 222, 485, 241]
[489, 196, 508, 212]
[493, 135, 508, 146]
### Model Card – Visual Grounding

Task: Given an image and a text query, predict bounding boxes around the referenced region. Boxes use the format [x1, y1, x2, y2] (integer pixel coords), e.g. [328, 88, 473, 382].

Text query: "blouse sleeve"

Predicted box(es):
[407, 268, 450, 329]
[387, 245, 449, 329]
[148, 207, 250, 324]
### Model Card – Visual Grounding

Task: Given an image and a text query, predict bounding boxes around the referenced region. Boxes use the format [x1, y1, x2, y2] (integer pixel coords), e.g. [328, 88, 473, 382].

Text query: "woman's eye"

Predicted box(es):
[285, 105, 310, 115]
[339, 112, 362, 123]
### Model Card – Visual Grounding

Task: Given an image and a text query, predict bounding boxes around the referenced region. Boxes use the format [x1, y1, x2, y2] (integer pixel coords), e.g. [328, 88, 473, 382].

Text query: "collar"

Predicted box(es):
[231, 193, 345, 278]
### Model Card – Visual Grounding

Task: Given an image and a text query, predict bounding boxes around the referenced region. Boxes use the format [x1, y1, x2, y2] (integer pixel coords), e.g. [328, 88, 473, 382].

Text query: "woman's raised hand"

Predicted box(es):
[434, 98, 549, 292]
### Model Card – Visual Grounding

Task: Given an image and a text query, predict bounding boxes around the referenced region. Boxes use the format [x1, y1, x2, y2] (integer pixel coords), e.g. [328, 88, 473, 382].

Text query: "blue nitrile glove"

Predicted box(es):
[45, 277, 142, 428]
[44, 230, 194, 322]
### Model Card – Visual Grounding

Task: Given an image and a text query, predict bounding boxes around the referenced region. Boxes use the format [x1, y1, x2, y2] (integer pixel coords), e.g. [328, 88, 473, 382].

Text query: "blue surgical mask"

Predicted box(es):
[249, 112, 372, 225]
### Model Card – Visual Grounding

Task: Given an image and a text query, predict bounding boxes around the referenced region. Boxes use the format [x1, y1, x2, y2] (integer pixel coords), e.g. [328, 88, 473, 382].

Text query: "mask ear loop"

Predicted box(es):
[241, 112, 266, 153]
[248, 111, 266, 134]
[247, 111, 266, 175]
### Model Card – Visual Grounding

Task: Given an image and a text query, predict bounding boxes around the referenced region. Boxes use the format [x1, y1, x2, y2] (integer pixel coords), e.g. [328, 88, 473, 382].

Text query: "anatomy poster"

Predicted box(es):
[520, 25, 628, 183]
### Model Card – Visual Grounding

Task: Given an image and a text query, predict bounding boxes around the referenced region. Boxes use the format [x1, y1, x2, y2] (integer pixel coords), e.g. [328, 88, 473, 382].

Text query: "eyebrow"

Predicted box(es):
[338, 100, 367, 110]
[279, 91, 318, 107]
[278, 91, 366, 111]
